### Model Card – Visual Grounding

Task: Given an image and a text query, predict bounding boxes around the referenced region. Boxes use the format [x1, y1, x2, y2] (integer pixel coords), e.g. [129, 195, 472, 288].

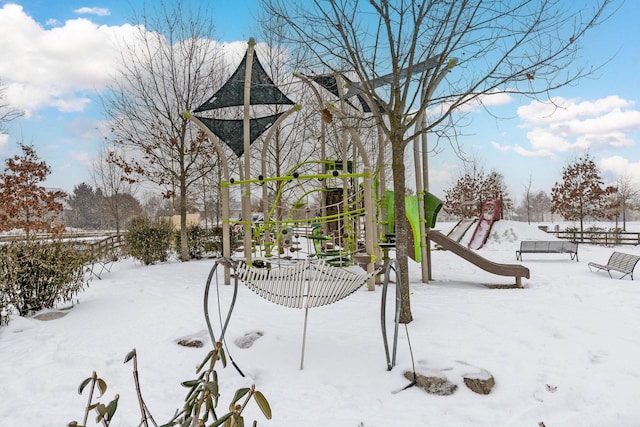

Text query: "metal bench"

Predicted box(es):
[588, 251, 640, 280]
[516, 240, 578, 262]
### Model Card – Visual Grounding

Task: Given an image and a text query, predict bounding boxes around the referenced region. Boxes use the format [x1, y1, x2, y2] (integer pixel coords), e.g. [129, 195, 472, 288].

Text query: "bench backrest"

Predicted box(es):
[520, 241, 577, 252]
[607, 251, 640, 273]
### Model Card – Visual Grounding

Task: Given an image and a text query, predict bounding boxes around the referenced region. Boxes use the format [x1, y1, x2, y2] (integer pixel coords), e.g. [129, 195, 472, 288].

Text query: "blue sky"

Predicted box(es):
[0, 0, 639, 205]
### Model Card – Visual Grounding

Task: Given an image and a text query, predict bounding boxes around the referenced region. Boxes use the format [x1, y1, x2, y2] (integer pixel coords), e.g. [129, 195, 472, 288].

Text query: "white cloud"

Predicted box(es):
[0, 4, 246, 117]
[440, 90, 515, 115]
[74, 7, 111, 17]
[0, 4, 136, 114]
[0, 133, 9, 151]
[51, 97, 92, 113]
[512, 145, 556, 159]
[518, 96, 635, 124]
[508, 95, 640, 157]
[599, 156, 640, 186]
[71, 151, 92, 167]
[491, 141, 511, 152]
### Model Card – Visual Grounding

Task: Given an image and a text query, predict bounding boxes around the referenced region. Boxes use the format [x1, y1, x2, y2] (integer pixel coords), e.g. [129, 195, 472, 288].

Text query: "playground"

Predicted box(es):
[181, 41, 533, 380]
[184, 39, 528, 287]
[2, 220, 640, 426]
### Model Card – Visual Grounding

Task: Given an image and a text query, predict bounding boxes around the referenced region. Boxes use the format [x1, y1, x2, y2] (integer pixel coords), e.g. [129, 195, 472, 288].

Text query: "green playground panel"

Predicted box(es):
[385, 190, 443, 262]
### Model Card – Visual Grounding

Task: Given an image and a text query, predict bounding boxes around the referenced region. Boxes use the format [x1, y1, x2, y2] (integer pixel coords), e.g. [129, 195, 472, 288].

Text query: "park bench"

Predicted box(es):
[516, 240, 579, 262]
[588, 251, 640, 280]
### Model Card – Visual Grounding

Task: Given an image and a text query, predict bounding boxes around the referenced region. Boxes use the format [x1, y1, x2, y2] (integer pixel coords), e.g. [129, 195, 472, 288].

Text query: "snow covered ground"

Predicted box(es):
[1, 220, 640, 426]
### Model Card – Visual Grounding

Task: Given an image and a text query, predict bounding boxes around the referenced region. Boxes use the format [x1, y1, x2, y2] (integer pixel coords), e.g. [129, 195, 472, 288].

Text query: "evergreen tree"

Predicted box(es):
[66, 182, 104, 229]
[531, 191, 552, 222]
[103, 193, 143, 230]
[0, 143, 66, 237]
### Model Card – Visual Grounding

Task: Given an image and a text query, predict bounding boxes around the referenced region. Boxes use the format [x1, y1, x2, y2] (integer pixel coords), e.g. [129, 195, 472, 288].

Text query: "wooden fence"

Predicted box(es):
[544, 229, 640, 246]
[0, 232, 125, 260]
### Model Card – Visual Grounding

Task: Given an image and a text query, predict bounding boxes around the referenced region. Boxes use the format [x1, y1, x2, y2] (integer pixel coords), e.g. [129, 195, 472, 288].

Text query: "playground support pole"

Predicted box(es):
[184, 112, 232, 285]
[420, 115, 433, 281]
[414, 59, 457, 283]
[413, 117, 430, 283]
[242, 39, 256, 263]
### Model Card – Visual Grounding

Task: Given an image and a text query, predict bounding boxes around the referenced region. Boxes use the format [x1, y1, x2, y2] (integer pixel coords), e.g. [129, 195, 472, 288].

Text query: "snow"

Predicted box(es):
[2, 220, 640, 427]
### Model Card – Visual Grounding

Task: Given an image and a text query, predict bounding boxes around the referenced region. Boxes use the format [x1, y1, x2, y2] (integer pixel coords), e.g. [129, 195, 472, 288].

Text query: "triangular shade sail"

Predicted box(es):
[195, 112, 286, 157]
[307, 74, 385, 113]
[194, 51, 295, 112]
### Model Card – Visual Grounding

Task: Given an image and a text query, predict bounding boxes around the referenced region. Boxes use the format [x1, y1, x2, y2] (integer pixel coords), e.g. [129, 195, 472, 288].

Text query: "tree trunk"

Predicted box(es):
[391, 136, 413, 324]
[179, 182, 189, 261]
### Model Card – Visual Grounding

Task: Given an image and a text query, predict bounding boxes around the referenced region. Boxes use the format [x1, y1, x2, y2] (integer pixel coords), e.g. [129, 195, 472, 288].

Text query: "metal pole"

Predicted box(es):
[242, 39, 256, 263]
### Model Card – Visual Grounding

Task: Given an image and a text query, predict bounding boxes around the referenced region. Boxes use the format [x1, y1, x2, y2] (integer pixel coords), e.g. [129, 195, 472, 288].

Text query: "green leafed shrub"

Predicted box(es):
[174, 225, 233, 259]
[0, 240, 91, 318]
[125, 217, 173, 265]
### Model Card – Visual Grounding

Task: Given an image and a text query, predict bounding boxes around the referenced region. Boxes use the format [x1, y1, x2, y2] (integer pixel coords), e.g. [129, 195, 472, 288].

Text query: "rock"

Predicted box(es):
[462, 371, 495, 395]
[33, 311, 68, 321]
[177, 337, 204, 348]
[176, 330, 209, 348]
[410, 360, 496, 396]
[404, 371, 458, 396]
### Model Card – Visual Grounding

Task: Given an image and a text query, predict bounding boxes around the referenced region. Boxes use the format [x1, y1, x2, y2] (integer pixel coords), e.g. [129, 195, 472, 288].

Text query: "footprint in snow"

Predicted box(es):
[235, 331, 264, 349]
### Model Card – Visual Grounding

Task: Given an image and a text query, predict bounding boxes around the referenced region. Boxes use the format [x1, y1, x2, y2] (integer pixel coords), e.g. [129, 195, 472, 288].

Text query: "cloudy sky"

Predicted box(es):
[0, 0, 639, 203]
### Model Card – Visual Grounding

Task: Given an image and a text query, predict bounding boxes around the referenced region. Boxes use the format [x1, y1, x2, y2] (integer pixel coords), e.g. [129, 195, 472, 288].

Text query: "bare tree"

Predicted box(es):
[262, 0, 615, 322]
[0, 81, 22, 132]
[521, 175, 534, 224]
[613, 175, 640, 231]
[91, 140, 139, 235]
[103, 1, 225, 260]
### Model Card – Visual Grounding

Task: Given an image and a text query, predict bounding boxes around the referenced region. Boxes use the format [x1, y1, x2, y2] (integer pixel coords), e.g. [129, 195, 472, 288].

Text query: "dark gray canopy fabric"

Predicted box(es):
[195, 112, 286, 157]
[306, 74, 385, 113]
[194, 51, 295, 112]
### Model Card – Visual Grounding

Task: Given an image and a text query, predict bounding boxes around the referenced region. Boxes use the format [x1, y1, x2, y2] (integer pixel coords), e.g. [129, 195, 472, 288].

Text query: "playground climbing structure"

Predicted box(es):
[185, 40, 380, 288]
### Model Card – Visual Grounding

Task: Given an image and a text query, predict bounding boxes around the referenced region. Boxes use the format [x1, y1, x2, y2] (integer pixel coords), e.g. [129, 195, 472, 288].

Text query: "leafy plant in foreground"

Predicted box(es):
[70, 344, 272, 427]
[71, 372, 119, 427]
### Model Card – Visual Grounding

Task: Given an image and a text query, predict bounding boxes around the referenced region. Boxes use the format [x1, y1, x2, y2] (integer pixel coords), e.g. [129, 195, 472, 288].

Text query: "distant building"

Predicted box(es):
[159, 213, 201, 230]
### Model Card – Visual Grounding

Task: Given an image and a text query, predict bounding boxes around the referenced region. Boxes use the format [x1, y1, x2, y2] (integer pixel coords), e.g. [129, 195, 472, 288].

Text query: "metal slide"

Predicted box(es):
[447, 218, 477, 242]
[467, 216, 495, 250]
[428, 230, 530, 287]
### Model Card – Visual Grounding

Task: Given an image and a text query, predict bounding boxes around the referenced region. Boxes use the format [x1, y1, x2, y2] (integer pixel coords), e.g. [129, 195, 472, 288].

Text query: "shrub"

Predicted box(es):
[0, 240, 90, 318]
[125, 217, 173, 265]
[174, 226, 236, 259]
[175, 225, 208, 259]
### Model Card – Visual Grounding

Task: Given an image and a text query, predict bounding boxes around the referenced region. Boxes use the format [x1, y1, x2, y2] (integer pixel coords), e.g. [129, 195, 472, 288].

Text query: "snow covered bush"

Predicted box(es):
[125, 217, 173, 265]
[0, 240, 90, 318]
[174, 225, 232, 259]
